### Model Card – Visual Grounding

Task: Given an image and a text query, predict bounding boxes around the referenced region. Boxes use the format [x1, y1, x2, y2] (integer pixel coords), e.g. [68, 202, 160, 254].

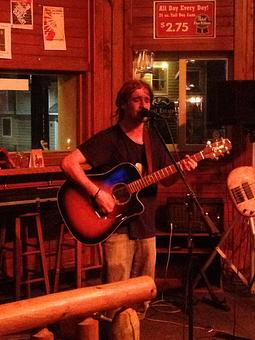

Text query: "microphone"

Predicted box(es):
[140, 108, 158, 119]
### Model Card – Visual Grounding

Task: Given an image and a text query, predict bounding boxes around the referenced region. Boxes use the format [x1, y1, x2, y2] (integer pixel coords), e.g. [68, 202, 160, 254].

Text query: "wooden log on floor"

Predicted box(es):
[0, 276, 156, 336]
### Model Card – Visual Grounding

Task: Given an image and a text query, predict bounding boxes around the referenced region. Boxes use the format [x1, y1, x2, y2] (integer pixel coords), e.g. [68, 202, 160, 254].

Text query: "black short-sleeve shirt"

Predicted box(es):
[77, 124, 171, 239]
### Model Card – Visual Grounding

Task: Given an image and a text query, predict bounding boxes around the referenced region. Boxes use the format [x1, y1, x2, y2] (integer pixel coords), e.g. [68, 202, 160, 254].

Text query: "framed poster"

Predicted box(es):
[11, 0, 33, 29]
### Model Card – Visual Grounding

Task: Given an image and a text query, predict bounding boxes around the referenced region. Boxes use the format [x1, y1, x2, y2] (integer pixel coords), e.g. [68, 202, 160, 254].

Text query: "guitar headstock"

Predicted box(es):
[202, 138, 232, 160]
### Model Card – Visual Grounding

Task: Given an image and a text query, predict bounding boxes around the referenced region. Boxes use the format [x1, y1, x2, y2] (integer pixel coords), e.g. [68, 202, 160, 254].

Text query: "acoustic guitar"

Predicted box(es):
[57, 138, 232, 245]
[227, 166, 255, 217]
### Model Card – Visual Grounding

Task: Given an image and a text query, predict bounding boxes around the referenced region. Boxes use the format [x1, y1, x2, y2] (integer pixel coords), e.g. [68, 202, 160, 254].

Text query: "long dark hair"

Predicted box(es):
[115, 79, 154, 122]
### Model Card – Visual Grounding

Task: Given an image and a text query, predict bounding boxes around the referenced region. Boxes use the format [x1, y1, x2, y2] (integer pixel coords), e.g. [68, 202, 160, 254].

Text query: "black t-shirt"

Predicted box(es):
[77, 124, 171, 239]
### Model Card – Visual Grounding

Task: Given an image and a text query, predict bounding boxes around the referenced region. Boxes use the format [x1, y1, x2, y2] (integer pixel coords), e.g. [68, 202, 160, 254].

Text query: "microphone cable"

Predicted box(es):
[151, 222, 182, 314]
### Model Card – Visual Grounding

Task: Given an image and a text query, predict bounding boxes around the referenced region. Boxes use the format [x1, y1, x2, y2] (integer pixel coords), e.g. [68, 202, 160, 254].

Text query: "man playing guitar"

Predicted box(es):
[60, 80, 197, 324]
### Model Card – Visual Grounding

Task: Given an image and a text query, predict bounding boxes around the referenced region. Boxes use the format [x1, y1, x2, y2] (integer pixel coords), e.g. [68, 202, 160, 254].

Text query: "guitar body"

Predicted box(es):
[227, 166, 255, 217]
[57, 162, 144, 244]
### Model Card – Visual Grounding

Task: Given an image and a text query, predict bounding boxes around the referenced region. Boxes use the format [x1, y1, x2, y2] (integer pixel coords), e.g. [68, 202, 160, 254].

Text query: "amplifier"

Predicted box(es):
[156, 197, 224, 234]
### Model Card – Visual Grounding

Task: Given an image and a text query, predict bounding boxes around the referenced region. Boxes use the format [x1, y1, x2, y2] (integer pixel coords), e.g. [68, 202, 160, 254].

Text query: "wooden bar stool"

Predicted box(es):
[15, 212, 50, 299]
[54, 223, 103, 292]
[0, 217, 10, 279]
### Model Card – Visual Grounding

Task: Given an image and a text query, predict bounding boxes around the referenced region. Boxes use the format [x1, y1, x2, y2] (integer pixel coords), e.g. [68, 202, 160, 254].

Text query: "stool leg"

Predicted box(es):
[0, 224, 7, 271]
[97, 243, 103, 266]
[90, 246, 96, 267]
[89, 244, 103, 267]
[54, 224, 65, 293]
[76, 240, 82, 288]
[15, 217, 22, 300]
[24, 223, 32, 298]
[36, 215, 50, 295]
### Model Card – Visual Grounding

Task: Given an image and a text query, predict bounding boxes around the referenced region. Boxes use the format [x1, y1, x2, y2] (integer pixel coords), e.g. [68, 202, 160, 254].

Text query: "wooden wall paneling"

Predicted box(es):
[111, 0, 125, 121]
[234, 0, 255, 79]
[81, 1, 96, 142]
[89, 0, 127, 136]
[243, 0, 254, 78]
[77, 73, 88, 145]
[0, 0, 11, 22]
[89, 0, 113, 135]
[89, 0, 105, 135]
[102, 2, 113, 128]
[124, 0, 134, 80]
[0, 0, 89, 72]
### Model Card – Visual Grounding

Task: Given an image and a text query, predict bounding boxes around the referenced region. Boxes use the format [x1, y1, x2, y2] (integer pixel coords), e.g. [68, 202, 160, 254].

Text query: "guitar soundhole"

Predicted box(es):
[112, 183, 131, 205]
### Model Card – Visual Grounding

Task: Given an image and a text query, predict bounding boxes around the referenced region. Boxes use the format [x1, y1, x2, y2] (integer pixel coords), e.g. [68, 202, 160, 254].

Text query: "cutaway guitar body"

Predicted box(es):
[58, 163, 144, 244]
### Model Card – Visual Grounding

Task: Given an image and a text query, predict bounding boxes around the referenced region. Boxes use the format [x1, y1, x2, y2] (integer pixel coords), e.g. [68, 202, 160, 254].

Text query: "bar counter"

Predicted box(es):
[0, 164, 90, 208]
[0, 149, 90, 208]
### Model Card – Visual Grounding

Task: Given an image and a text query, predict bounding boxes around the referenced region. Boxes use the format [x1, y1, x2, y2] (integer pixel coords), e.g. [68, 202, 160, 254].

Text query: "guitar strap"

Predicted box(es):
[143, 124, 153, 174]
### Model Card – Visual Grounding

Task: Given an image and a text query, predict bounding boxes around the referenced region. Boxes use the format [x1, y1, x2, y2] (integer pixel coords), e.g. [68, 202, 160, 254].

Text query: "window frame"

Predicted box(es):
[0, 71, 80, 151]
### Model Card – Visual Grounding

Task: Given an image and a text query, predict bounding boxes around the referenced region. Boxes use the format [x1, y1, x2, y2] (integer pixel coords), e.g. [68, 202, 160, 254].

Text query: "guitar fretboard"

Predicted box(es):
[128, 152, 204, 193]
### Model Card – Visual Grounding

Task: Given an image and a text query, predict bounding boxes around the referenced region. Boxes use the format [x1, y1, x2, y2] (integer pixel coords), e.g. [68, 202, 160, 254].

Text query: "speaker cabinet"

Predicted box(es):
[209, 80, 255, 127]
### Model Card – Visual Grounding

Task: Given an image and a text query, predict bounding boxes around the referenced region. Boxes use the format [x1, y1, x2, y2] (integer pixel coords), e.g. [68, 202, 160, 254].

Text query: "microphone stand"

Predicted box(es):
[147, 111, 221, 340]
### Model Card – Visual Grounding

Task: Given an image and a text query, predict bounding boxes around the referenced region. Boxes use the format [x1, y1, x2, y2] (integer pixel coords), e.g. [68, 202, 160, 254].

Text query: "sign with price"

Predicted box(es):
[154, 1, 216, 39]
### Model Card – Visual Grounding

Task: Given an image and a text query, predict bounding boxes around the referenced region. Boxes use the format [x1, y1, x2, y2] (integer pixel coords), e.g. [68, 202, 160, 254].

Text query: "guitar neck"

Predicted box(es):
[128, 152, 204, 193]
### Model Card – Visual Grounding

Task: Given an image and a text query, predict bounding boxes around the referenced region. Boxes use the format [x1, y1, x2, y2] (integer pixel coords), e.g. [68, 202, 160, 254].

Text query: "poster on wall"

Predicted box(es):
[0, 23, 11, 59]
[154, 1, 216, 39]
[11, 0, 33, 29]
[43, 6, 66, 51]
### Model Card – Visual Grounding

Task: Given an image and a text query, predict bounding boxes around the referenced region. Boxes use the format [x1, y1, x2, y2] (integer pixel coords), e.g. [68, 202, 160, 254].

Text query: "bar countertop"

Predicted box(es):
[0, 165, 64, 177]
[0, 164, 90, 189]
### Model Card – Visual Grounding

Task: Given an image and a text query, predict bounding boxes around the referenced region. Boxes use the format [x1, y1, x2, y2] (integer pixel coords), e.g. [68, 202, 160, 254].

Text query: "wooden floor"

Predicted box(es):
[1, 274, 255, 340]
[141, 279, 255, 340]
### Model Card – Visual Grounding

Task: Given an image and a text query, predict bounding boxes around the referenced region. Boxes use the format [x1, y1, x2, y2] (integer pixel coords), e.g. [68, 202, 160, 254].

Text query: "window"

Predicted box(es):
[142, 58, 228, 150]
[143, 62, 169, 95]
[2, 117, 11, 137]
[0, 73, 79, 151]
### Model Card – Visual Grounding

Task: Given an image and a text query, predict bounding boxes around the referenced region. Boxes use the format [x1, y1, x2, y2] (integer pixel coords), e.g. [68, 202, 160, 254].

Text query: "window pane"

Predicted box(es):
[150, 61, 179, 144]
[186, 60, 227, 144]
[2, 117, 12, 136]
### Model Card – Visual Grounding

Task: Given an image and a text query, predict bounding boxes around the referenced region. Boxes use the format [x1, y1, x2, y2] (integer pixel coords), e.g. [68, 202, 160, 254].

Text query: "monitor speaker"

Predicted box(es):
[209, 80, 255, 127]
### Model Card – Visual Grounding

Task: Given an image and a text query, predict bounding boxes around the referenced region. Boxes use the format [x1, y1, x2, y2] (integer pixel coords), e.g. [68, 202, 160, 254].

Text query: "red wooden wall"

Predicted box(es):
[0, 0, 89, 71]
[130, 0, 234, 51]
